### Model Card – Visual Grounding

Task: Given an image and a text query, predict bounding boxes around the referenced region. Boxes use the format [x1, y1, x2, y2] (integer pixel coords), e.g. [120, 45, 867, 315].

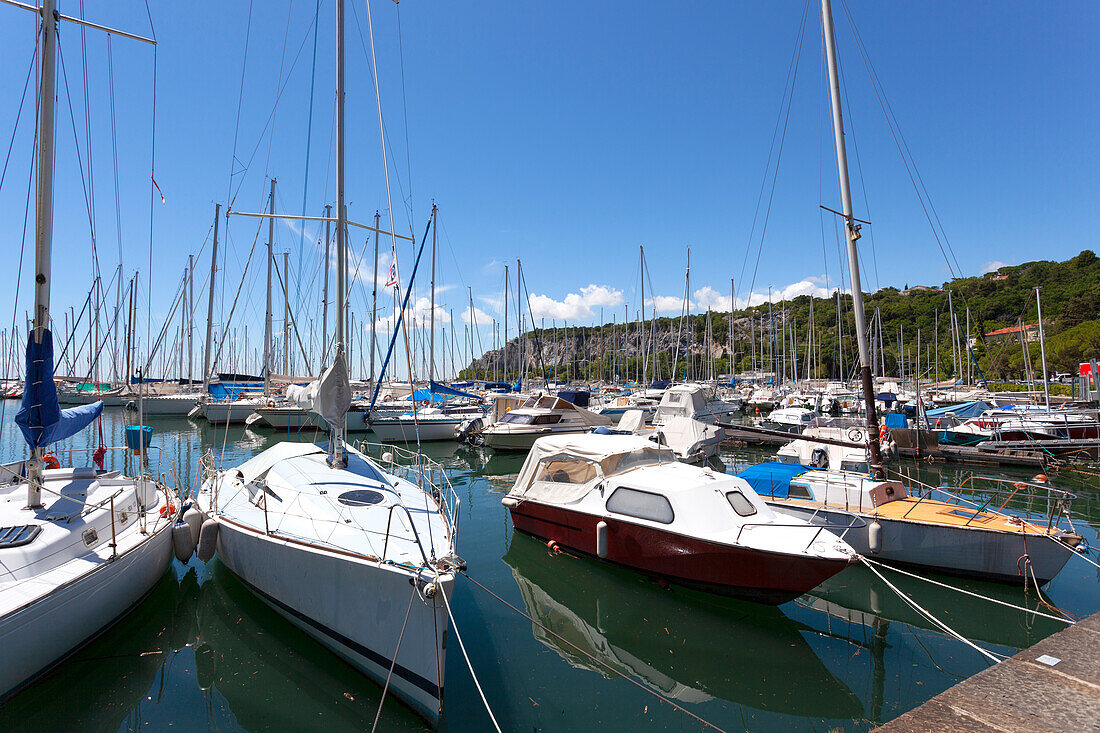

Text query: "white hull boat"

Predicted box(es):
[370, 411, 467, 442]
[195, 439, 461, 724]
[0, 465, 177, 699]
[201, 397, 266, 425]
[128, 392, 202, 416]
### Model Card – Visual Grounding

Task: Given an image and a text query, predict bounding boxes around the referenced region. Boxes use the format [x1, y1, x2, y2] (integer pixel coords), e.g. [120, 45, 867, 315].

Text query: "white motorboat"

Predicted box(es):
[652, 383, 740, 428]
[760, 406, 818, 434]
[502, 434, 854, 604]
[480, 394, 613, 452]
[246, 403, 326, 430]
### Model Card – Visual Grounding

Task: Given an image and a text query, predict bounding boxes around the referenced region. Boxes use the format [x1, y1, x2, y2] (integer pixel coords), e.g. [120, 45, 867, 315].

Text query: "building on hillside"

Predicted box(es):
[985, 323, 1039, 343]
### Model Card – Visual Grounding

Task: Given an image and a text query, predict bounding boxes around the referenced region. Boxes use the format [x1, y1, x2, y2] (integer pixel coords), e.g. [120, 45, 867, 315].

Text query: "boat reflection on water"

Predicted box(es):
[0, 573, 184, 732]
[502, 532, 862, 720]
[802, 565, 1067, 652]
[1, 563, 424, 733]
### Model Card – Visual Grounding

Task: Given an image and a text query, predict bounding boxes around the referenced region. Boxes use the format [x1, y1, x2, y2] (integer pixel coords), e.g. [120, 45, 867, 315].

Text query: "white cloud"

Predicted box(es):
[461, 306, 494, 325]
[692, 286, 731, 311]
[528, 284, 625, 321]
[740, 278, 848, 307]
[648, 295, 692, 314]
[979, 260, 1008, 275]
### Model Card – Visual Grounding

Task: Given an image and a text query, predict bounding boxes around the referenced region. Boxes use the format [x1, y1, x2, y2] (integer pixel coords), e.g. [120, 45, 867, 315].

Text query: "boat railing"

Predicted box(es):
[355, 440, 461, 541]
[895, 469, 1077, 530]
[380, 503, 434, 569]
[735, 511, 865, 554]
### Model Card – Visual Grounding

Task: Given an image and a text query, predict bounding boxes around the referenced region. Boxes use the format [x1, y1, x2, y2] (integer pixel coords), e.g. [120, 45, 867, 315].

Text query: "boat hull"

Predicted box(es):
[767, 503, 1073, 584]
[482, 426, 590, 452]
[0, 522, 173, 699]
[507, 500, 849, 604]
[202, 400, 264, 425]
[212, 517, 451, 725]
[370, 418, 464, 443]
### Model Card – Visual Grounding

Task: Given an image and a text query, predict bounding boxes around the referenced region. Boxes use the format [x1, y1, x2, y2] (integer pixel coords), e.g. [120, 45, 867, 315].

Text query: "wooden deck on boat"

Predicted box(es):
[874, 611, 1100, 732]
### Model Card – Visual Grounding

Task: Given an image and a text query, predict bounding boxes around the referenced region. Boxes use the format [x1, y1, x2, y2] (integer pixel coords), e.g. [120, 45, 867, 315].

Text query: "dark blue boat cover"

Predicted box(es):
[736, 462, 814, 500]
[428, 380, 479, 400]
[15, 330, 103, 449]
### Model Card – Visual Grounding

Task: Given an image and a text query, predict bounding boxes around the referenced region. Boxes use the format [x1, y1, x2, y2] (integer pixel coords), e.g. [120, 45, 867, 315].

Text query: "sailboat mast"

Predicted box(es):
[330, 0, 347, 466]
[202, 204, 219, 391]
[429, 203, 437, 383]
[821, 0, 883, 476]
[263, 179, 275, 396]
[26, 0, 59, 503]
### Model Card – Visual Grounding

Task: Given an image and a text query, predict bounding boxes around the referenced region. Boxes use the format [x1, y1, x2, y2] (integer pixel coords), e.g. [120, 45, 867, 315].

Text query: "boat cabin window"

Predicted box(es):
[534, 457, 598, 485]
[725, 490, 758, 517]
[500, 413, 535, 425]
[531, 414, 562, 425]
[787, 482, 813, 500]
[606, 487, 674, 524]
[840, 460, 869, 473]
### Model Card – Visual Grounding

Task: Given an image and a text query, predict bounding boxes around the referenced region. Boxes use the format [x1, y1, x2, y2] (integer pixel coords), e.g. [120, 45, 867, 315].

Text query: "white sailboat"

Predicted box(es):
[193, 0, 462, 723]
[0, 0, 177, 700]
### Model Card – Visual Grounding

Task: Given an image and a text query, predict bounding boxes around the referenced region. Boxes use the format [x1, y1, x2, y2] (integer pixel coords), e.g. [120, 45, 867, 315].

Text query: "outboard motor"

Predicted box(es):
[455, 416, 485, 445]
[810, 447, 830, 469]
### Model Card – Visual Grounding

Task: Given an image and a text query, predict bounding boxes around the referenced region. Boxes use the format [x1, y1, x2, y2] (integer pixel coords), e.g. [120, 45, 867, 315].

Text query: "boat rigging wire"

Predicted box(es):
[736, 0, 810, 310]
[460, 570, 729, 733]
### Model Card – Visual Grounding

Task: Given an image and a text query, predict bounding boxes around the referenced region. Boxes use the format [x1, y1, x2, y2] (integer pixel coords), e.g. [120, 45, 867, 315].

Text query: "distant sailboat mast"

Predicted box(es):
[821, 0, 884, 476]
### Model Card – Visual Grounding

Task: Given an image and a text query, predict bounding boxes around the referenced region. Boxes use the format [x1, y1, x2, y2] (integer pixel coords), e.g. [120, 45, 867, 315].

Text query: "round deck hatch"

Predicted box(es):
[337, 489, 385, 507]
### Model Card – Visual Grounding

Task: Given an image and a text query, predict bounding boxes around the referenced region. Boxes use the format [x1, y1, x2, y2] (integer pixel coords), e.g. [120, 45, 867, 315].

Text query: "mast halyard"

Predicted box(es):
[821, 0, 884, 477]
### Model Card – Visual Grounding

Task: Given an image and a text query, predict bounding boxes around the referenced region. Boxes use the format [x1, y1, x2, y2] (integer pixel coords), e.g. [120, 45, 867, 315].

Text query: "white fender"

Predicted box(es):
[183, 506, 203, 546]
[196, 518, 220, 562]
[173, 521, 196, 563]
[868, 519, 882, 554]
[596, 520, 608, 559]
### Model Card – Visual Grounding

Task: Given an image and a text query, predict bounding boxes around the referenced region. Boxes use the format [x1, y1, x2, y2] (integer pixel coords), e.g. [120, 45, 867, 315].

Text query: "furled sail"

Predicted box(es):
[15, 330, 103, 449]
[287, 348, 352, 425]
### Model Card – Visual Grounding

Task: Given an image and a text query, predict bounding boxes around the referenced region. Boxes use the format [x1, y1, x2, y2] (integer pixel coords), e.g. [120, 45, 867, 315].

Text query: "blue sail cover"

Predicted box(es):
[15, 329, 103, 449]
[924, 400, 992, 420]
[428, 380, 480, 400]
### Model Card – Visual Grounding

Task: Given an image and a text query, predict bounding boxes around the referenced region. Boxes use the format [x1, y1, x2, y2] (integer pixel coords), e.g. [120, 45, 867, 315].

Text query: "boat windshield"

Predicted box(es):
[499, 413, 536, 425]
[601, 447, 671, 477]
[534, 456, 598, 485]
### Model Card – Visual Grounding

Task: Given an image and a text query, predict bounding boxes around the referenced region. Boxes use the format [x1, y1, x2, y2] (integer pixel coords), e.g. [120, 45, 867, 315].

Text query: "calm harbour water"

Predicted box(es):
[1, 403, 1098, 732]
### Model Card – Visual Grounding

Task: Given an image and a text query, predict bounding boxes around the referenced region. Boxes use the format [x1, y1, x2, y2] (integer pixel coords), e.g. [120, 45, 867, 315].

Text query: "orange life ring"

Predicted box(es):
[43, 452, 60, 470]
[267, 399, 276, 407]
[421, 399, 431, 408]
[878, 425, 888, 442]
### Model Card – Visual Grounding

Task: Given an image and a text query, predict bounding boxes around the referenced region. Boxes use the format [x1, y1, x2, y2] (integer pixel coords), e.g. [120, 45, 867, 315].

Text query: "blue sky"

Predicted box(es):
[1, 1, 1097, 378]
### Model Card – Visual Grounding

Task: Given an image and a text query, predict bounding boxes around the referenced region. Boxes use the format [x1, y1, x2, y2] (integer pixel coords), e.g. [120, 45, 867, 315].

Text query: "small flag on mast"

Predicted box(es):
[385, 248, 399, 288]
[151, 176, 166, 204]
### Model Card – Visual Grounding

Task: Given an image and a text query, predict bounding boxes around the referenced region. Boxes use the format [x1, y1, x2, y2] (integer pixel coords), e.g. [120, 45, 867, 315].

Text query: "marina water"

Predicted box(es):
[1, 407, 1097, 732]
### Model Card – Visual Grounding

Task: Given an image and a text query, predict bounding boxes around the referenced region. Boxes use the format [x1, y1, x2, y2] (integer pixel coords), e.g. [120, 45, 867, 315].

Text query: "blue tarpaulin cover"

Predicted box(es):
[557, 390, 590, 407]
[736, 462, 815, 500]
[884, 413, 908, 429]
[15, 330, 103, 449]
[208, 381, 264, 401]
[924, 400, 992, 420]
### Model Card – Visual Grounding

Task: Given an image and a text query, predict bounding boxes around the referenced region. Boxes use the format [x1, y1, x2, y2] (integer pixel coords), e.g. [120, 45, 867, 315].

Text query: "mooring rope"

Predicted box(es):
[370, 584, 418, 733]
[858, 556, 1004, 664]
[860, 556, 1073, 624]
[438, 578, 503, 733]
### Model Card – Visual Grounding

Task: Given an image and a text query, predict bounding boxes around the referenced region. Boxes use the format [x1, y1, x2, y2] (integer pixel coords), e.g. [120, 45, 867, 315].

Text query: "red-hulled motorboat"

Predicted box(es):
[502, 435, 855, 604]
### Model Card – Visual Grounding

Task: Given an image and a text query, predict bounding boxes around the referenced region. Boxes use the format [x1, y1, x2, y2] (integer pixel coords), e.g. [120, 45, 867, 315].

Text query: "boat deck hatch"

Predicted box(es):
[941, 508, 993, 523]
[0, 524, 42, 549]
[337, 489, 385, 507]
